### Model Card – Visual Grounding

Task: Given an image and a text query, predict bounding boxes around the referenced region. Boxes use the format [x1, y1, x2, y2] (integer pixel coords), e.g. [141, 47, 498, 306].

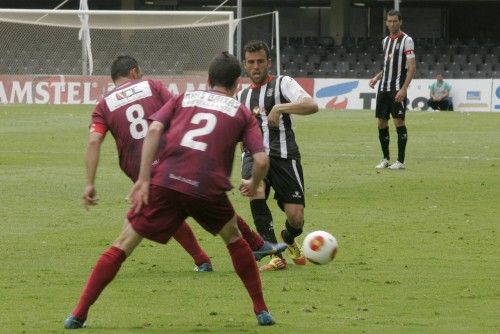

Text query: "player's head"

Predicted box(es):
[385, 9, 402, 35]
[436, 73, 444, 82]
[111, 55, 143, 82]
[208, 51, 241, 93]
[243, 40, 271, 85]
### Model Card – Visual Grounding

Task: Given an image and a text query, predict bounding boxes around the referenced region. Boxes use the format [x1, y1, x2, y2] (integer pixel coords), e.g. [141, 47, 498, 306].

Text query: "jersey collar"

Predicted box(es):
[389, 31, 404, 40]
[250, 74, 273, 90]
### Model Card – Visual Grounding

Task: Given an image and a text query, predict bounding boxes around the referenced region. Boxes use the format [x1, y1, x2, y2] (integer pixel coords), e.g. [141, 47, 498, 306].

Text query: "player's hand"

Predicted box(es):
[369, 77, 378, 89]
[395, 88, 407, 103]
[239, 179, 258, 197]
[267, 106, 281, 128]
[83, 185, 98, 210]
[127, 180, 150, 213]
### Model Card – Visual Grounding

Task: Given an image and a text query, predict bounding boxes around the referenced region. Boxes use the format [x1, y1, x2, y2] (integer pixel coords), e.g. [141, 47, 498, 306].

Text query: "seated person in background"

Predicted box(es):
[428, 73, 453, 110]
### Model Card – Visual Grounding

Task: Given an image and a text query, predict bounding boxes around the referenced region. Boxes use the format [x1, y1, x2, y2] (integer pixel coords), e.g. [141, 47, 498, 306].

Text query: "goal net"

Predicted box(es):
[0, 9, 234, 76]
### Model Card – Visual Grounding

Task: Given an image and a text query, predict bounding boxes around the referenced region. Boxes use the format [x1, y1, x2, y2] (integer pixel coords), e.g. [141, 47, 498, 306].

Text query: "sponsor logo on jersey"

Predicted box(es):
[105, 81, 153, 111]
[182, 91, 239, 117]
[266, 88, 274, 97]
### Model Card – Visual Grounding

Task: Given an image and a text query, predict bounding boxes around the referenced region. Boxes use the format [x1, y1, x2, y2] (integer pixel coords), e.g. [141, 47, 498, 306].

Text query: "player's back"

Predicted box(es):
[92, 79, 171, 181]
[151, 90, 262, 198]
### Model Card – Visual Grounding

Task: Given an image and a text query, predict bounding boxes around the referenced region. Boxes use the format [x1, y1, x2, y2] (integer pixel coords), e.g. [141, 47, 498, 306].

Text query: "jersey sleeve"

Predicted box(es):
[404, 37, 416, 59]
[90, 102, 108, 135]
[241, 106, 265, 154]
[149, 93, 182, 129]
[150, 79, 173, 104]
[280, 76, 312, 103]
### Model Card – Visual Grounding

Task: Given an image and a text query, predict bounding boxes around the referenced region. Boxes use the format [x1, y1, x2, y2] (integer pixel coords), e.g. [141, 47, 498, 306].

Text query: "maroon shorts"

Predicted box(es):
[127, 185, 235, 244]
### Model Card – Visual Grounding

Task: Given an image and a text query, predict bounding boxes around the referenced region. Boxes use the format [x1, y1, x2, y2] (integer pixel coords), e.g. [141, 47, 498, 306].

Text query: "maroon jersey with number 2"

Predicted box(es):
[149, 90, 265, 199]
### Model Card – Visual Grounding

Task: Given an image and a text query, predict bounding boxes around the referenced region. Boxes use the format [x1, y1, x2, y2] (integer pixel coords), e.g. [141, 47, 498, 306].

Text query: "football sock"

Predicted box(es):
[72, 246, 126, 321]
[282, 220, 303, 245]
[378, 127, 390, 160]
[173, 221, 211, 266]
[396, 125, 408, 163]
[227, 238, 268, 314]
[236, 215, 264, 251]
[250, 199, 278, 243]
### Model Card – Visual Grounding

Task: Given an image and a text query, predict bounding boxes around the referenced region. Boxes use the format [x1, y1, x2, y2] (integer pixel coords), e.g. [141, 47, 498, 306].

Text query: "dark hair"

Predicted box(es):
[208, 51, 241, 89]
[111, 55, 139, 81]
[386, 9, 402, 21]
[243, 40, 270, 59]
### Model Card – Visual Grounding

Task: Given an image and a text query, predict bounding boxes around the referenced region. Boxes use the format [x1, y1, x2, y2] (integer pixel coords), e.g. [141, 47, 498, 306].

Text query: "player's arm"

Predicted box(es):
[129, 120, 164, 213]
[239, 113, 269, 196]
[240, 151, 269, 196]
[369, 70, 383, 88]
[395, 37, 416, 102]
[82, 116, 108, 210]
[395, 57, 416, 102]
[267, 77, 318, 127]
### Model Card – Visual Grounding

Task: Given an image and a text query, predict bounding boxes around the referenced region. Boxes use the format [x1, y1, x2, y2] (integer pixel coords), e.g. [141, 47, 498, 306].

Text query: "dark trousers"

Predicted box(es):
[428, 98, 453, 111]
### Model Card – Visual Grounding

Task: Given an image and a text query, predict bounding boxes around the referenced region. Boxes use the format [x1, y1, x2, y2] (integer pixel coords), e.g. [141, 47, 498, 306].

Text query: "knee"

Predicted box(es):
[287, 210, 304, 229]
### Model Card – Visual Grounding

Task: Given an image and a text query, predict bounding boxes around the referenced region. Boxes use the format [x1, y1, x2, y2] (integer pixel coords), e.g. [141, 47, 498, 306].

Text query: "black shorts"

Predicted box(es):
[375, 90, 406, 119]
[241, 152, 305, 210]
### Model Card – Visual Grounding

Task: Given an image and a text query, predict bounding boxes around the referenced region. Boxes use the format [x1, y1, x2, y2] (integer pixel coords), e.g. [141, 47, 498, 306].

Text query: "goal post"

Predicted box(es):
[0, 9, 235, 76]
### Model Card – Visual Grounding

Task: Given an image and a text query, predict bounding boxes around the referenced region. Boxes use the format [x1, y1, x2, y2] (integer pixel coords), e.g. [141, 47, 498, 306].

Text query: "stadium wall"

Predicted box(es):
[1, 75, 499, 112]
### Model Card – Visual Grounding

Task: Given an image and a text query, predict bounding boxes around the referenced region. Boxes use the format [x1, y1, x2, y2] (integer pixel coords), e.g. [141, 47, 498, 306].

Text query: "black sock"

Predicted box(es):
[250, 199, 277, 243]
[282, 220, 303, 245]
[396, 125, 408, 163]
[378, 127, 390, 160]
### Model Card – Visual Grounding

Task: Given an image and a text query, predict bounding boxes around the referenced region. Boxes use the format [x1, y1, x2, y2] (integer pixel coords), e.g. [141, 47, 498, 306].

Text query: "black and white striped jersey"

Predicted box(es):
[379, 32, 415, 92]
[237, 75, 311, 159]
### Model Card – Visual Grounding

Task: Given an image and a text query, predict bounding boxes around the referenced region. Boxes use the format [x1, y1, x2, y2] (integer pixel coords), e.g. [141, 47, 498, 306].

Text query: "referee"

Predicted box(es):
[369, 9, 416, 170]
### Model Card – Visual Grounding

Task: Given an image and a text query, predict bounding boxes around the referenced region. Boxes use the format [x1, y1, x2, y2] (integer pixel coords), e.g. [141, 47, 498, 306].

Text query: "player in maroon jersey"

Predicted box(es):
[84, 55, 213, 272]
[64, 53, 276, 329]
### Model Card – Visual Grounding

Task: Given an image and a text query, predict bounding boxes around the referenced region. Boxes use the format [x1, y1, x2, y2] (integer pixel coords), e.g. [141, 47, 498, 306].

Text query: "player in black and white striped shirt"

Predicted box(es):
[238, 40, 318, 271]
[369, 9, 416, 170]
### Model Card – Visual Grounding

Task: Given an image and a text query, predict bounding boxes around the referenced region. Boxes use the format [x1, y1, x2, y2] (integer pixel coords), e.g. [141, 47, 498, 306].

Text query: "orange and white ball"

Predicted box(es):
[303, 230, 338, 265]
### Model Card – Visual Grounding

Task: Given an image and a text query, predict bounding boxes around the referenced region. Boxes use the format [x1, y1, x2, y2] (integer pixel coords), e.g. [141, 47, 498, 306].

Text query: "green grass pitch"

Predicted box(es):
[0, 105, 499, 333]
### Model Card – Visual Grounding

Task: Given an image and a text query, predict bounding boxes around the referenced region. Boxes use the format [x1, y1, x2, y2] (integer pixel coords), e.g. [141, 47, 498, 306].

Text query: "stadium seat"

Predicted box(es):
[484, 54, 499, 65]
[452, 54, 467, 64]
[478, 63, 494, 72]
[437, 53, 451, 64]
[462, 63, 477, 72]
[313, 68, 328, 78]
[431, 62, 445, 73]
[319, 36, 335, 49]
[420, 53, 436, 64]
[301, 62, 316, 75]
[307, 54, 321, 66]
[446, 62, 461, 72]
[335, 61, 350, 72]
[325, 53, 341, 63]
[468, 54, 484, 65]
[293, 54, 306, 66]
[319, 61, 334, 72]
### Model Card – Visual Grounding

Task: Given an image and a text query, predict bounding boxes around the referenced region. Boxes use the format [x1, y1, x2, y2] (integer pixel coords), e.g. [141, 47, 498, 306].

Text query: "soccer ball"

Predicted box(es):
[302, 230, 338, 265]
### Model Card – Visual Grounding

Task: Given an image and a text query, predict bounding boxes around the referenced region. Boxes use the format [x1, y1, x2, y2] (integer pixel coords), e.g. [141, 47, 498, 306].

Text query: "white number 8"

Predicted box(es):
[126, 104, 148, 139]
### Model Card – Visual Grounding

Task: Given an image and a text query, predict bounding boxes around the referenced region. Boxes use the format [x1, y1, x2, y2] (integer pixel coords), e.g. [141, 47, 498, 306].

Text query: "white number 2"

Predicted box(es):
[180, 113, 217, 151]
[125, 104, 148, 139]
